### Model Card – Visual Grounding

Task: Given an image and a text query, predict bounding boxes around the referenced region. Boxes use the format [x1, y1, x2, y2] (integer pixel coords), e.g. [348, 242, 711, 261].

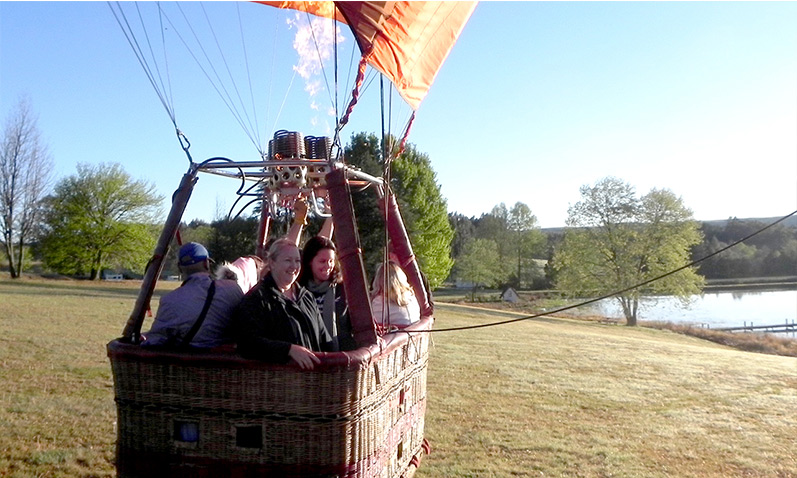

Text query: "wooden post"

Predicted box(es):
[122, 168, 198, 341]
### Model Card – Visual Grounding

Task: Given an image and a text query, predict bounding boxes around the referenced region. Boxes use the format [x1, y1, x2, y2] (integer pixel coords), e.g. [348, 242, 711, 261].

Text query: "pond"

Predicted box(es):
[586, 288, 797, 331]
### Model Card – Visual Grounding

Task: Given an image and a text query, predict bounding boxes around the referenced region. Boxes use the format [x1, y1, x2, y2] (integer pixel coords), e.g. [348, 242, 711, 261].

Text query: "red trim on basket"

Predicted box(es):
[340, 398, 427, 476]
[422, 438, 431, 455]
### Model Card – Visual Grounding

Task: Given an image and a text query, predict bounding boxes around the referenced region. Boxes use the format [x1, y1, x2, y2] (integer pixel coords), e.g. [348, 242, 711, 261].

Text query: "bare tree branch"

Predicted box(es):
[0, 97, 53, 278]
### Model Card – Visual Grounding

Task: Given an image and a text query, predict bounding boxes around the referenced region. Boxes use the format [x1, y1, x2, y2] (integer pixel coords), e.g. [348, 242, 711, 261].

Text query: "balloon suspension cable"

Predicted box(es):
[385, 111, 417, 170]
[328, 5, 341, 164]
[333, 10, 339, 127]
[379, 75, 392, 330]
[388, 83, 393, 141]
[107, 2, 177, 126]
[337, 56, 368, 134]
[304, 10, 336, 113]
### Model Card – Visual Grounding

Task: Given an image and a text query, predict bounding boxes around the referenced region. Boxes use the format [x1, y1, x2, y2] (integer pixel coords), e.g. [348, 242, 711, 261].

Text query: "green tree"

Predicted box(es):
[207, 216, 259, 264]
[40, 163, 162, 279]
[475, 203, 511, 264]
[448, 212, 475, 258]
[344, 132, 453, 288]
[694, 218, 797, 279]
[508, 202, 546, 288]
[764, 238, 797, 276]
[472, 204, 511, 285]
[552, 177, 704, 326]
[343, 133, 388, 273]
[452, 238, 502, 300]
[469, 202, 545, 288]
[389, 141, 454, 288]
[159, 219, 214, 278]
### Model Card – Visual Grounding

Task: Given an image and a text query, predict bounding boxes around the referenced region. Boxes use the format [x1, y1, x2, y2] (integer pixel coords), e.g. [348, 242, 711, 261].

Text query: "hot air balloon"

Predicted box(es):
[106, 2, 475, 477]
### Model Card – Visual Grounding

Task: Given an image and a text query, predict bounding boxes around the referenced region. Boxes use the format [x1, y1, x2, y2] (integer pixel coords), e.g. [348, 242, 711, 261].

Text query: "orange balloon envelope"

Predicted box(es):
[258, 1, 476, 110]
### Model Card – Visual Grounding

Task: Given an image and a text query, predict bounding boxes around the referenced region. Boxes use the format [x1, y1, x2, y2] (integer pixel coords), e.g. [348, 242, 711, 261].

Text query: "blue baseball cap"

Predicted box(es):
[178, 242, 209, 266]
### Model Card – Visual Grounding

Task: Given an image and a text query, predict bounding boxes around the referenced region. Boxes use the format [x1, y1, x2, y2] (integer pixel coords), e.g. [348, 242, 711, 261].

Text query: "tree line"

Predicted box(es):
[449, 203, 547, 292]
[692, 218, 797, 279]
[449, 198, 797, 292]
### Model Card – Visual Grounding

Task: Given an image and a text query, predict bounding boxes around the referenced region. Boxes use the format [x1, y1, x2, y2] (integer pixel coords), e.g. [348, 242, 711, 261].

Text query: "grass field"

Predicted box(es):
[1, 278, 795, 477]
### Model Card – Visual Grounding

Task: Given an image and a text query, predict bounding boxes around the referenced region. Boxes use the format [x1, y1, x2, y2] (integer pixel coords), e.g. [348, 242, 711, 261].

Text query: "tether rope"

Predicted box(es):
[426, 209, 797, 333]
[337, 57, 367, 132]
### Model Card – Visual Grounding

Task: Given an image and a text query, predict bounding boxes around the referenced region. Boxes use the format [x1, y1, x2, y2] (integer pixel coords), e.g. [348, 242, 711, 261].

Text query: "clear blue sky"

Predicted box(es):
[2, 1, 796, 228]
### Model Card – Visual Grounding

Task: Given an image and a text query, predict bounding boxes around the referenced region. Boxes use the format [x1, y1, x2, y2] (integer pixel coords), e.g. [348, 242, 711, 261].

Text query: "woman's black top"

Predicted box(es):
[232, 273, 334, 363]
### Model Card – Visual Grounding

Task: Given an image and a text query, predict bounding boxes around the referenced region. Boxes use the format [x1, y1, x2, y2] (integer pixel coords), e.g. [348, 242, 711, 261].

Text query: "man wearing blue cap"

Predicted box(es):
[142, 242, 243, 349]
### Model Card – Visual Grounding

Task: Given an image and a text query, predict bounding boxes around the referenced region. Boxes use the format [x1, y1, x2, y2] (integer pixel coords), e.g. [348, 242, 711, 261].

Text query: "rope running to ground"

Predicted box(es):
[426, 209, 797, 334]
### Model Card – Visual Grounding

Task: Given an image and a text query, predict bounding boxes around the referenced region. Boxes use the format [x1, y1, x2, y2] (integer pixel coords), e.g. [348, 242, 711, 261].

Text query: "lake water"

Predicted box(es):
[586, 289, 797, 331]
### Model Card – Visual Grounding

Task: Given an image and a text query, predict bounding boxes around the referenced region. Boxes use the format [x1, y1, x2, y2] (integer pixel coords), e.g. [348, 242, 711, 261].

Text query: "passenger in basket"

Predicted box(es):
[298, 236, 356, 351]
[215, 255, 267, 294]
[142, 242, 244, 349]
[232, 238, 335, 369]
[371, 261, 421, 329]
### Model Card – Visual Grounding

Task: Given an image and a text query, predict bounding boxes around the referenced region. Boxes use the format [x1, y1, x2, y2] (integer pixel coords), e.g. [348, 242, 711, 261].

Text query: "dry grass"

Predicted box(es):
[443, 292, 797, 358]
[0, 277, 176, 478]
[640, 321, 797, 358]
[1, 278, 795, 477]
[420, 304, 797, 477]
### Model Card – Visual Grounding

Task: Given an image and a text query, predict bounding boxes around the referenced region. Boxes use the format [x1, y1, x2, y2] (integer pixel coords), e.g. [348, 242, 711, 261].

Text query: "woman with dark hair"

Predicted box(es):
[298, 236, 356, 351]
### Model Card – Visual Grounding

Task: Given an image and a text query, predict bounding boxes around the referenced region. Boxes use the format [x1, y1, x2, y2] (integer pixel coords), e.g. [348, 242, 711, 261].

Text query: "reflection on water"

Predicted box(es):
[589, 289, 797, 330]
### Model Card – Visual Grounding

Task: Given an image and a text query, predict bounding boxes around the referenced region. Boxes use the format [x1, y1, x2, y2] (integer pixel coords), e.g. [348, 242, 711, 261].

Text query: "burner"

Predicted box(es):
[268, 130, 305, 160]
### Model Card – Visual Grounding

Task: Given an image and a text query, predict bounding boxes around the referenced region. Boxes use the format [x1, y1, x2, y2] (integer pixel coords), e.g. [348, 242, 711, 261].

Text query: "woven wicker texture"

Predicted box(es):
[109, 320, 431, 478]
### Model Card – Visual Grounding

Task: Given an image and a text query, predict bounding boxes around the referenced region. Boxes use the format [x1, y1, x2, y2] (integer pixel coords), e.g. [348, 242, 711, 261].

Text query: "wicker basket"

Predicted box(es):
[108, 317, 432, 478]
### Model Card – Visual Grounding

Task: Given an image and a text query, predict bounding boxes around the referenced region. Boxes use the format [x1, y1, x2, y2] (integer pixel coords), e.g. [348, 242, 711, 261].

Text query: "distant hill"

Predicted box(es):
[700, 216, 797, 229]
[541, 215, 797, 235]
